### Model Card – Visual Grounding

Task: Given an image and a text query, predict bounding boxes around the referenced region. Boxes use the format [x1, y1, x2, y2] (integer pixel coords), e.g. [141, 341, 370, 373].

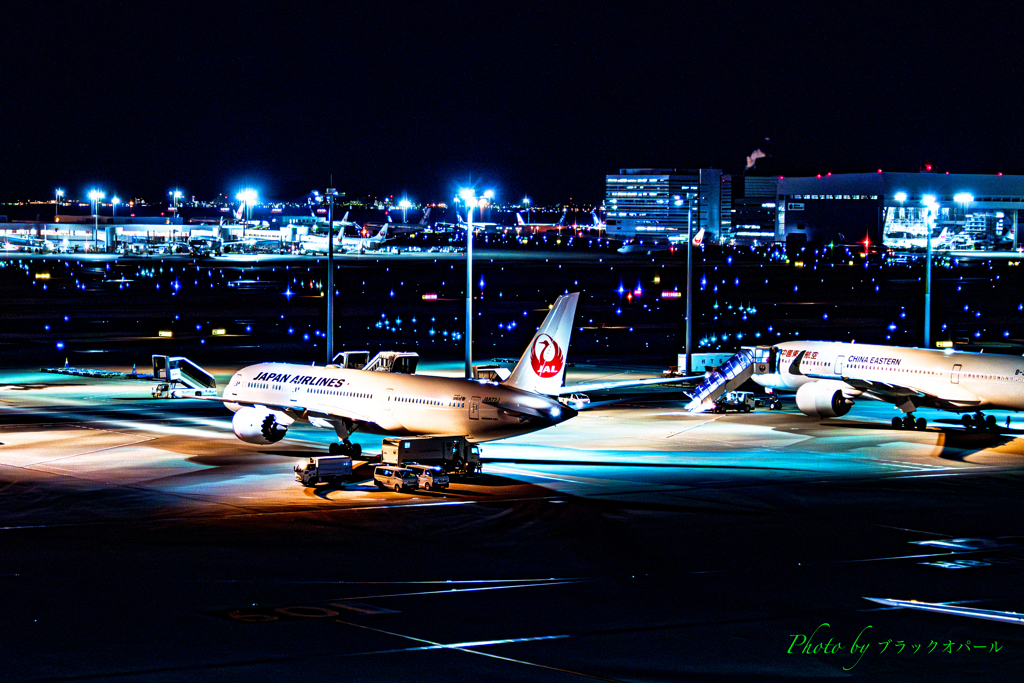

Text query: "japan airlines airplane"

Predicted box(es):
[742, 341, 1024, 430]
[214, 293, 698, 454]
[216, 294, 583, 456]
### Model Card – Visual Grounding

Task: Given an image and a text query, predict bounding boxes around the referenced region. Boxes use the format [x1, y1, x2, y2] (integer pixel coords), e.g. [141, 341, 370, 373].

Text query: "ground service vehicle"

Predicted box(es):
[381, 436, 481, 476]
[403, 463, 449, 490]
[714, 390, 756, 413]
[373, 465, 419, 492]
[151, 383, 219, 399]
[294, 455, 353, 487]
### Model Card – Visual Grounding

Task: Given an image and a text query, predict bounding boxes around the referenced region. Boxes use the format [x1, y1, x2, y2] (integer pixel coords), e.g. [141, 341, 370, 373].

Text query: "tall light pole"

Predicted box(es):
[524, 196, 531, 225]
[236, 188, 258, 238]
[400, 198, 411, 224]
[88, 189, 104, 252]
[953, 192, 973, 248]
[676, 193, 696, 374]
[111, 196, 120, 219]
[325, 187, 337, 364]
[922, 194, 937, 347]
[55, 189, 64, 221]
[460, 187, 493, 378]
[892, 191, 907, 253]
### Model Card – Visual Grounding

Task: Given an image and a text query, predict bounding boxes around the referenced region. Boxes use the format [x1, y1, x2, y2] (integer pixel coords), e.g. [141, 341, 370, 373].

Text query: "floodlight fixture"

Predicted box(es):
[236, 188, 258, 204]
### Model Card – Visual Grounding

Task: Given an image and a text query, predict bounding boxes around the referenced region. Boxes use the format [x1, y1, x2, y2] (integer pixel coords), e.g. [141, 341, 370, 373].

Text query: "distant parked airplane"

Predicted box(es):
[688, 340, 1024, 431]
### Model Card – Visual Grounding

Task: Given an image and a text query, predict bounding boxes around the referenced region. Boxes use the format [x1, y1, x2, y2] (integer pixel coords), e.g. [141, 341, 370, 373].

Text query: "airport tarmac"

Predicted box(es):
[2, 363, 1024, 681]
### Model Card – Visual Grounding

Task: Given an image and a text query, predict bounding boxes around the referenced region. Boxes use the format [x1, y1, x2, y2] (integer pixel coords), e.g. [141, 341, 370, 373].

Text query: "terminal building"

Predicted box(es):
[605, 168, 1024, 252]
[777, 172, 1024, 251]
[604, 169, 725, 247]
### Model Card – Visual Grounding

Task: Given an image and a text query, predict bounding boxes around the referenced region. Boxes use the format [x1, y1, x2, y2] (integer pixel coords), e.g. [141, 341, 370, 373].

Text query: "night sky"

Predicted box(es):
[3, 1, 1021, 205]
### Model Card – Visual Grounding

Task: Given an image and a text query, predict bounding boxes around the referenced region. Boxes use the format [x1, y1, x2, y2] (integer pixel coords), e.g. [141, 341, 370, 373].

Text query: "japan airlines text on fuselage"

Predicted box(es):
[753, 340, 1024, 418]
[224, 363, 570, 443]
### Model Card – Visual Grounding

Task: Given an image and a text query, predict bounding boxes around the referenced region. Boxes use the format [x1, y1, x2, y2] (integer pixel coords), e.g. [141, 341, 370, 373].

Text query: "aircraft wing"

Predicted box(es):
[552, 375, 704, 395]
[194, 395, 378, 425]
[846, 377, 982, 409]
[792, 352, 982, 409]
[800, 374, 983, 410]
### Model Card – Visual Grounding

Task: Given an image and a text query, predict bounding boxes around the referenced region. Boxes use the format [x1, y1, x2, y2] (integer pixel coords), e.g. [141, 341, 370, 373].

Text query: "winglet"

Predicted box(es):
[504, 293, 579, 395]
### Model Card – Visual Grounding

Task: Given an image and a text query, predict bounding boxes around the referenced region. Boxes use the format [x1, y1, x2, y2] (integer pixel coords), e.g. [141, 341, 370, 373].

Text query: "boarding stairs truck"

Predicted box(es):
[151, 355, 218, 398]
[294, 455, 354, 487]
[381, 436, 481, 476]
[685, 347, 773, 411]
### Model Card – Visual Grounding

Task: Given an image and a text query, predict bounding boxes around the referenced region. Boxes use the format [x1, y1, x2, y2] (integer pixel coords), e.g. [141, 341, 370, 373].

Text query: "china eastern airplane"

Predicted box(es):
[209, 292, 698, 454]
[737, 341, 1024, 430]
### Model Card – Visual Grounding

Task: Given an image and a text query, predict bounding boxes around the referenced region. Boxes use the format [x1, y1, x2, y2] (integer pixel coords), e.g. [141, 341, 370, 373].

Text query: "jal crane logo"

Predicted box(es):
[530, 333, 564, 378]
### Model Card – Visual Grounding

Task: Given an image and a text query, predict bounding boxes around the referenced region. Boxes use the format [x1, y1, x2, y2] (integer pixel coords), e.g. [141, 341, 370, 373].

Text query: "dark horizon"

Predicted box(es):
[4, 2, 1022, 205]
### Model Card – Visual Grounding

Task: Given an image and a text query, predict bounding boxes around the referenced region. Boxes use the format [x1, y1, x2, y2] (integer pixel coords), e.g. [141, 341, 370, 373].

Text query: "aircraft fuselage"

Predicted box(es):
[225, 362, 574, 443]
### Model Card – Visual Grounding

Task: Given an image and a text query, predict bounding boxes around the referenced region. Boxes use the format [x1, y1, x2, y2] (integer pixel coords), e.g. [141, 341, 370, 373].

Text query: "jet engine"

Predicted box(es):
[795, 380, 854, 418]
[232, 407, 293, 445]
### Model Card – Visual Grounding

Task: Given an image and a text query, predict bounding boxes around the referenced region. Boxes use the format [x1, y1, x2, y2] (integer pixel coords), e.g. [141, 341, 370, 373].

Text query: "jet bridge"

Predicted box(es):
[684, 346, 776, 411]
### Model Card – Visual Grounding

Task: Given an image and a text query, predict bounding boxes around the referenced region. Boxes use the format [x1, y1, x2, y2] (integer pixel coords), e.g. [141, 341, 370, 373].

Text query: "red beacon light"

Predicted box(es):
[827, 172, 832, 177]
[998, 172, 1004, 177]
[816, 174, 821, 179]
[878, 168, 884, 173]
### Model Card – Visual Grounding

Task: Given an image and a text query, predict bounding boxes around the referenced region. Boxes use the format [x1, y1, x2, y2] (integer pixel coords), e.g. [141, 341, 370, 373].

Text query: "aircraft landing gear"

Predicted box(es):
[329, 441, 362, 457]
[962, 413, 997, 431]
[329, 419, 363, 456]
[892, 414, 927, 430]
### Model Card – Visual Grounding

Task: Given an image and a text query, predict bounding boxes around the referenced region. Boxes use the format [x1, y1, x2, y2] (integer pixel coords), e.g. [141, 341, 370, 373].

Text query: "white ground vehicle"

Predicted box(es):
[713, 390, 756, 413]
[558, 393, 590, 410]
[294, 455, 353, 487]
[373, 465, 419, 492]
[151, 383, 218, 399]
[403, 463, 449, 491]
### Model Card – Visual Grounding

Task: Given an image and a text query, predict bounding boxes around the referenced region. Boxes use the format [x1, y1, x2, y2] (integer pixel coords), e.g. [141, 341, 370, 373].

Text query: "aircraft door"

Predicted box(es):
[833, 355, 845, 376]
[383, 387, 394, 411]
[951, 364, 962, 384]
[469, 396, 481, 420]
